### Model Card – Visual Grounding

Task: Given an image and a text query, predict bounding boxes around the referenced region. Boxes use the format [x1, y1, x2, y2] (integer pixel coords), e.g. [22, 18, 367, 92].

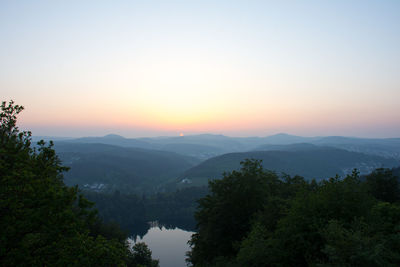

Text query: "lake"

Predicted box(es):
[129, 223, 195, 267]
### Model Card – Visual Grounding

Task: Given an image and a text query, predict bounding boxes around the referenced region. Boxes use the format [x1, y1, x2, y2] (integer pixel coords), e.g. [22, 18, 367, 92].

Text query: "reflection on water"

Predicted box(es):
[129, 222, 195, 267]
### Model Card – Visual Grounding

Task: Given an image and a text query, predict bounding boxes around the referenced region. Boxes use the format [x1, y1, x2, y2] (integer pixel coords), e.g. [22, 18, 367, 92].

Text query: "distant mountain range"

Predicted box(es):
[36, 133, 400, 160]
[37, 133, 400, 193]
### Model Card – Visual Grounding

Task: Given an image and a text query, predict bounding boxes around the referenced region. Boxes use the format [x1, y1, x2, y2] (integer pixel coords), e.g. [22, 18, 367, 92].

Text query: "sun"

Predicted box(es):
[179, 133, 184, 137]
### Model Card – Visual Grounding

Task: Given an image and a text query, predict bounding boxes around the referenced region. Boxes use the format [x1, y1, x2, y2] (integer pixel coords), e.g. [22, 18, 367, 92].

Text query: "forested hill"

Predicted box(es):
[34, 134, 400, 194]
[179, 147, 399, 186]
[54, 142, 200, 193]
[36, 133, 400, 160]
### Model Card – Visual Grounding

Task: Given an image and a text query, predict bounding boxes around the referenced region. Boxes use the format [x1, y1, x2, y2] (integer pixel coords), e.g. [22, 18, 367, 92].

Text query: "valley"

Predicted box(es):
[46, 133, 400, 194]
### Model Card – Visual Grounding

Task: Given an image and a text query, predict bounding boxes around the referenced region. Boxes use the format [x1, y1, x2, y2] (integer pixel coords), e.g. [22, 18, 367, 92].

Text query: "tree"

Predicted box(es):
[188, 157, 400, 266]
[240, 172, 376, 266]
[187, 159, 281, 266]
[130, 242, 159, 267]
[236, 171, 400, 267]
[365, 168, 400, 203]
[0, 100, 156, 266]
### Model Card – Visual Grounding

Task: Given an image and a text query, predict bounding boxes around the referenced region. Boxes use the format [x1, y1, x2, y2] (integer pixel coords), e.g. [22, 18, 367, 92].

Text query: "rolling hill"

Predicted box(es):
[54, 142, 200, 193]
[40, 134, 400, 193]
[56, 133, 400, 160]
[177, 146, 400, 187]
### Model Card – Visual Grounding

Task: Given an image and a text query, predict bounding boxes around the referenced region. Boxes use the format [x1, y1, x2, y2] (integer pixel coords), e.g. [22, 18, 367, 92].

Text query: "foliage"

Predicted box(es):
[130, 242, 159, 267]
[188, 159, 287, 266]
[83, 186, 208, 236]
[365, 168, 400, 203]
[0, 101, 156, 266]
[187, 159, 400, 267]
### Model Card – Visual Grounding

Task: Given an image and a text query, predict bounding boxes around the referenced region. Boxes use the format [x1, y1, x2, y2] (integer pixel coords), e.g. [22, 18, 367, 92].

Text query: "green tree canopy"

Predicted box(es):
[0, 100, 158, 266]
[188, 158, 400, 267]
[188, 159, 304, 266]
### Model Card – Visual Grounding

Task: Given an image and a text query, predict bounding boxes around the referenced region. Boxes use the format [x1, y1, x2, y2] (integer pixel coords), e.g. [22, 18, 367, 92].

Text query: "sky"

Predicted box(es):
[1, 0, 399, 138]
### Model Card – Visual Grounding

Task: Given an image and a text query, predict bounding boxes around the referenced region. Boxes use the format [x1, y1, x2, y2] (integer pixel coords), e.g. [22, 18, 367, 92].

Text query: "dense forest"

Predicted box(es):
[84, 186, 208, 236]
[187, 159, 400, 266]
[0, 101, 159, 266]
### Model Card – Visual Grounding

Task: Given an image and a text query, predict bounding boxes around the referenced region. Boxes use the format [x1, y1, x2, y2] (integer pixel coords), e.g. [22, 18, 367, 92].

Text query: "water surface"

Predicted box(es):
[130, 224, 195, 267]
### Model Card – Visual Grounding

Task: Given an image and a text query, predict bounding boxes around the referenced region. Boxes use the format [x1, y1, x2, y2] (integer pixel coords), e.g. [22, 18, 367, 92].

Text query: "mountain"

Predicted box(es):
[251, 133, 318, 145]
[177, 146, 400, 187]
[251, 135, 400, 160]
[47, 134, 400, 193]
[313, 136, 400, 159]
[253, 143, 327, 151]
[51, 133, 400, 160]
[157, 143, 226, 159]
[61, 134, 234, 159]
[67, 134, 153, 149]
[54, 142, 200, 194]
[139, 134, 248, 152]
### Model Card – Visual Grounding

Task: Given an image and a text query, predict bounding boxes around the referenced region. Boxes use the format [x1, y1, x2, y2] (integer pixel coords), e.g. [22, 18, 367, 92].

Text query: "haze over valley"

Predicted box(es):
[36, 133, 400, 193]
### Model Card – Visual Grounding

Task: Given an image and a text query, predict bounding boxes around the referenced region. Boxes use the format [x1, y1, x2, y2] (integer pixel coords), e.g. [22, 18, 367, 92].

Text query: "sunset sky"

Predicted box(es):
[1, 0, 399, 138]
